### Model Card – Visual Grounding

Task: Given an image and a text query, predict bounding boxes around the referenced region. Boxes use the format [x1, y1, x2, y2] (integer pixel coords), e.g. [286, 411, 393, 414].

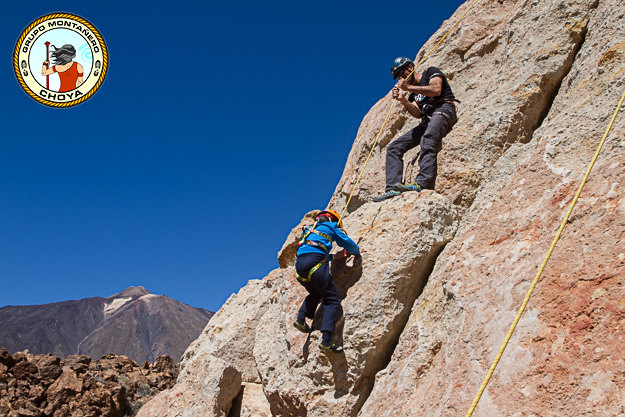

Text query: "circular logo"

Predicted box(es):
[13, 13, 108, 108]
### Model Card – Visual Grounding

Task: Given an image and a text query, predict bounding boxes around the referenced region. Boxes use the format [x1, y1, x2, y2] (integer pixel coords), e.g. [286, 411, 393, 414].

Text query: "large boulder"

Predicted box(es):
[33, 354, 62, 381]
[137, 272, 284, 416]
[140, 192, 458, 416]
[11, 360, 38, 381]
[45, 368, 85, 406]
[329, 0, 592, 214]
[360, 0, 625, 415]
[138, 0, 625, 415]
[361, 160, 625, 412]
[277, 210, 320, 268]
[0, 346, 14, 368]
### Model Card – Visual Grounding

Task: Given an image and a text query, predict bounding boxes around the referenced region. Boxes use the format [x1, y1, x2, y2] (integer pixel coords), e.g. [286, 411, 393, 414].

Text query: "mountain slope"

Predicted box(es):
[0, 298, 105, 359]
[0, 286, 214, 363]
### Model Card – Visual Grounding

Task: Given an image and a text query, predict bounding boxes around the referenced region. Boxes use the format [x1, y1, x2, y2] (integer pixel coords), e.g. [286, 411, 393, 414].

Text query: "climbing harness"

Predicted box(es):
[295, 216, 335, 283]
[297, 220, 318, 247]
[298, 238, 329, 255]
[297, 221, 333, 250]
[306, 228, 333, 242]
[464, 83, 625, 417]
[339, 0, 481, 220]
[296, 258, 327, 283]
[296, 210, 344, 256]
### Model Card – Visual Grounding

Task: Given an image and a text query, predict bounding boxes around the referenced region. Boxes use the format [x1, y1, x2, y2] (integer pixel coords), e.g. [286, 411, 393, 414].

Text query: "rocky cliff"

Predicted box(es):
[0, 287, 214, 364]
[137, 0, 625, 415]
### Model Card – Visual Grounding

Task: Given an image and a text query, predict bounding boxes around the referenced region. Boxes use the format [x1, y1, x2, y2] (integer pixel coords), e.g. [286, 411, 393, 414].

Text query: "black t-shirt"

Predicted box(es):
[408, 66, 455, 113]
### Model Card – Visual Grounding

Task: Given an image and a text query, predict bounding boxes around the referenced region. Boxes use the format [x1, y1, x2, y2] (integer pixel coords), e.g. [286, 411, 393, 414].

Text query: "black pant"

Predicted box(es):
[295, 252, 340, 344]
[385, 105, 457, 191]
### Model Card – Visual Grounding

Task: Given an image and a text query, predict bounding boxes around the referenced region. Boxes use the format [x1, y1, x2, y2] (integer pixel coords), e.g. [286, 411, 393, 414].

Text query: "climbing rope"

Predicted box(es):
[338, 0, 481, 220]
[339, 99, 396, 220]
[465, 82, 625, 417]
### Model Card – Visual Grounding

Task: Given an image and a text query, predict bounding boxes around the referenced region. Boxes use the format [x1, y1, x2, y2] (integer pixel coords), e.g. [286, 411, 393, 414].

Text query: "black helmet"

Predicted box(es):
[391, 57, 413, 79]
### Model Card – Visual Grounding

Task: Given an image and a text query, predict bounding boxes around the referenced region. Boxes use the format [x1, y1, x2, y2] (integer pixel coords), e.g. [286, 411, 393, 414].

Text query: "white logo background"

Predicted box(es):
[15, 14, 107, 106]
[29, 29, 94, 92]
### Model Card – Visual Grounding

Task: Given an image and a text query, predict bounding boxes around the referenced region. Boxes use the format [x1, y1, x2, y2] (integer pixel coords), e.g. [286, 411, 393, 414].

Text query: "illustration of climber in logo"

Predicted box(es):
[41, 44, 84, 92]
[13, 13, 108, 107]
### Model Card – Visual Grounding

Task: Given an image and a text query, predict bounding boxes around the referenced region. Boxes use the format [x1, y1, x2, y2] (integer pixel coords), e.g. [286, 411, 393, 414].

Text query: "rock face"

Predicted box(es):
[0, 287, 214, 363]
[139, 0, 625, 416]
[138, 195, 458, 417]
[0, 346, 178, 417]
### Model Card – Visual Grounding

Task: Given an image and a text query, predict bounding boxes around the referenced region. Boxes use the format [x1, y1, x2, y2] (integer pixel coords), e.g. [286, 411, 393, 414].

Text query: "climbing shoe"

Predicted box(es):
[372, 190, 401, 202]
[394, 182, 422, 192]
[293, 320, 312, 333]
[319, 341, 343, 353]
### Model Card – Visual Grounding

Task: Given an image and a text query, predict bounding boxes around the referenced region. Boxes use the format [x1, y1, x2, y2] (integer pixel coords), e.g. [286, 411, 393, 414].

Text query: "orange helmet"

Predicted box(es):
[317, 209, 343, 229]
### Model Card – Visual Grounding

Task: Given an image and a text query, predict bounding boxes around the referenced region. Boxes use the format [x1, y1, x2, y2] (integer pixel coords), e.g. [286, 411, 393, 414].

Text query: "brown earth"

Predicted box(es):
[0, 346, 178, 417]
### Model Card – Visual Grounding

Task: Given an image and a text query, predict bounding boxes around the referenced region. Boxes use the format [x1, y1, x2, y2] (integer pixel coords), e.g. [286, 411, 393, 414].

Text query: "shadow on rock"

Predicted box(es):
[332, 254, 363, 299]
[326, 349, 350, 395]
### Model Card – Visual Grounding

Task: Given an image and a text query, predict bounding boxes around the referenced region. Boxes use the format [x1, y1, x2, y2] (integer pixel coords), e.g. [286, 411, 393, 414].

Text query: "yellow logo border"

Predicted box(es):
[13, 13, 109, 108]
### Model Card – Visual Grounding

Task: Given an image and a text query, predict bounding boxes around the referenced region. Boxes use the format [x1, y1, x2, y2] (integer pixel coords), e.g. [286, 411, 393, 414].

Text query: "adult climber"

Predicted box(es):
[373, 57, 458, 202]
[293, 209, 360, 353]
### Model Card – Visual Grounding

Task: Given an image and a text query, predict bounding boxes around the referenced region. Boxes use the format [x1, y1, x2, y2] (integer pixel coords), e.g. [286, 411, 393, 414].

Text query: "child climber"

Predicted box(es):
[293, 209, 360, 353]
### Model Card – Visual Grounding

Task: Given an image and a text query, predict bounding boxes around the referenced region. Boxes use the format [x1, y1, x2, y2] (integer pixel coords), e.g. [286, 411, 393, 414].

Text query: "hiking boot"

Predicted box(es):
[293, 320, 312, 333]
[319, 341, 343, 353]
[394, 182, 422, 192]
[373, 190, 401, 202]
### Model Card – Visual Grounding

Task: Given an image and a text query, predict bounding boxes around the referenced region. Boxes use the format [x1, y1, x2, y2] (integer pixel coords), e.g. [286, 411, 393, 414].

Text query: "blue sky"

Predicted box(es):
[1, 0, 465, 312]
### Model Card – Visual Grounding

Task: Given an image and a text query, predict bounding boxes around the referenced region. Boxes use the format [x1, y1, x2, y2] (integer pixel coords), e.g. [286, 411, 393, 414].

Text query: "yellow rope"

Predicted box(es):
[338, 0, 481, 220]
[339, 100, 397, 219]
[465, 83, 625, 417]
